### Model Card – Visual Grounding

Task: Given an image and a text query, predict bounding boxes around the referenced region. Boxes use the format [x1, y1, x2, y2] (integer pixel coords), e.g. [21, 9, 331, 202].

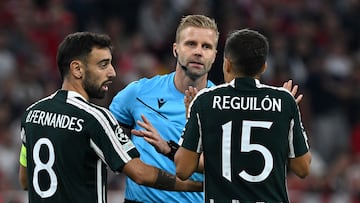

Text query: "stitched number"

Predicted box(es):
[33, 138, 57, 198]
[222, 120, 273, 182]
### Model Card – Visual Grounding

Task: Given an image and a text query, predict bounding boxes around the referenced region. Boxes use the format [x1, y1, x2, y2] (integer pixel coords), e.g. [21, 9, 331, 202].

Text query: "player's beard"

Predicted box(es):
[83, 72, 107, 99]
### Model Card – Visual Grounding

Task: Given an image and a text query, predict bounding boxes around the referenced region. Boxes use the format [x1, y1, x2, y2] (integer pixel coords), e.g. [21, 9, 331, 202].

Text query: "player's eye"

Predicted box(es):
[99, 61, 109, 68]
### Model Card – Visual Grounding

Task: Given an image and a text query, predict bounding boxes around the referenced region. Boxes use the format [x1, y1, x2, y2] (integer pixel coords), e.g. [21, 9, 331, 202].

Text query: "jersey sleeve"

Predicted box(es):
[288, 99, 310, 158]
[109, 81, 140, 127]
[88, 107, 140, 172]
[179, 97, 203, 153]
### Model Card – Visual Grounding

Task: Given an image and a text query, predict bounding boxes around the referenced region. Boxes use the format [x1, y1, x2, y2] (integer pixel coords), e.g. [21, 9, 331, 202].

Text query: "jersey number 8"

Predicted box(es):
[33, 138, 58, 198]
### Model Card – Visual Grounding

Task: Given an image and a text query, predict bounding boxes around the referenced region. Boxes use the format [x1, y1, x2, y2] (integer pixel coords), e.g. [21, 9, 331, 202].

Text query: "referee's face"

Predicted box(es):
[174, 26, 217, 80]
[82, 47, 116, 99]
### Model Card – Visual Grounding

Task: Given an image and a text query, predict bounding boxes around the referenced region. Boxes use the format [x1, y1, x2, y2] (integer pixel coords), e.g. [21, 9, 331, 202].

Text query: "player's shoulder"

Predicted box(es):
[199, 83, 232, 95]
[256, 82, 297, 106]
[76, 99, 119, 128]
[193, 83, 232, 102]
[25, 91, 58, 111]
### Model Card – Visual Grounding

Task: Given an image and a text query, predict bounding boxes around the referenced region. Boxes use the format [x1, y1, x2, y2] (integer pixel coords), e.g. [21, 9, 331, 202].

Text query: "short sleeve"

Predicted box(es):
[87, 107, 140, 172]
[109, 81, 140, 126]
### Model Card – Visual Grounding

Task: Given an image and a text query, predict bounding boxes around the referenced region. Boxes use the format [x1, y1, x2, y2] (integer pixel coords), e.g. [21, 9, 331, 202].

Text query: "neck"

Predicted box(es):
[61, 80, 89, 101]
[174, 67, 208, 93]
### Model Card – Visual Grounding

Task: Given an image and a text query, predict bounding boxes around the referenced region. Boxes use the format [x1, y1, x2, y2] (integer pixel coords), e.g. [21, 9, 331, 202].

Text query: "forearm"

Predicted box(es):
[164, 141, 203, 173]
[289, 151, 312, 178]
[152, 169, 203, 192]
[123, 158, 202, 191]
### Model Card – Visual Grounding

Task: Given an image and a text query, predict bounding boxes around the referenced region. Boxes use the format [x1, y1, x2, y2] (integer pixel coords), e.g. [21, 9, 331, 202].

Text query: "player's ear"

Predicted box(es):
[223, 57, 231, 74]
[260, 62, 267, 74]
[223, 57, 233, 83]
[70, 60, 83, 79]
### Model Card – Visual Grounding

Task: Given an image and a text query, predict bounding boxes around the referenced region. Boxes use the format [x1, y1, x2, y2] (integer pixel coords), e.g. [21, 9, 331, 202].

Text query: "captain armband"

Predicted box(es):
[19, 144, 27, 167]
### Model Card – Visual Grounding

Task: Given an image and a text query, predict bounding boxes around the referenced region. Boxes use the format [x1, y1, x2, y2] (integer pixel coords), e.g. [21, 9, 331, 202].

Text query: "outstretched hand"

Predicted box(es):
[184, 86, 198, 118]
[131, 114, 170, 155]
[282, 80, 303, 104]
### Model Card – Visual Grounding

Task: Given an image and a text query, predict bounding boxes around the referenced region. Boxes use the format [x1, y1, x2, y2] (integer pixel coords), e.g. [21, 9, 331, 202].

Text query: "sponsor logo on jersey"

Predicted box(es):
[157, 98, 166, 108]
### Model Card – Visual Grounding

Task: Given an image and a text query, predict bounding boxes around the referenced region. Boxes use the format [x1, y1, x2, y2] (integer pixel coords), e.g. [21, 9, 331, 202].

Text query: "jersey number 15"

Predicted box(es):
[222, 120, 273, 183]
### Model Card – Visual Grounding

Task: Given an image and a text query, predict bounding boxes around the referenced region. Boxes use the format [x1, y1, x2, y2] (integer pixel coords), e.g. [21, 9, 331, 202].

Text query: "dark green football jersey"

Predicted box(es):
[180, 78, 309, 203]
[21, 90, 139, 203]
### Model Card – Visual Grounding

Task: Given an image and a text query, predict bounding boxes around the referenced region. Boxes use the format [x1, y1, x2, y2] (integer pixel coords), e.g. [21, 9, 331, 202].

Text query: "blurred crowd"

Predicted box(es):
[0, 0, 359, 202]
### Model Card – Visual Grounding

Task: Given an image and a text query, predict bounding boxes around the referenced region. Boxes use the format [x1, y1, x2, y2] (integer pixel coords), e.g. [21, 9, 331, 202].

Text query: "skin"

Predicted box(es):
[131, 26, 218, 156]
[19, 164, 27, 190]
[173, 26, 217, 93]
[175, 57, 311, 180]
[19, 47, 202, 192]
[70, 48, 116, 100]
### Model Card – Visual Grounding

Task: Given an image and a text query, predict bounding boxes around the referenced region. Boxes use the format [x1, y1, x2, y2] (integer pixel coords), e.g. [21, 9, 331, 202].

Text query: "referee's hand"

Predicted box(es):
[184, 86, 198, 118]
[283, 80, 303, 104]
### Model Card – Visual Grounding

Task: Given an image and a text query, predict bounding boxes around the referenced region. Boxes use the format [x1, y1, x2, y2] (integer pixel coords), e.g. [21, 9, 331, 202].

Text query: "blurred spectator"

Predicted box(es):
[306, 40, 352, 164]
[1, 0, 360, 202]
[137, 0, 177, 57]
[0, 31, 16, 83]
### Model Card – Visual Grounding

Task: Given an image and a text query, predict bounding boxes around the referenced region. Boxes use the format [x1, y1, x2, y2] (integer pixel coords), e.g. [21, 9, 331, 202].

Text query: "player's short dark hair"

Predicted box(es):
[224, 29, 269, 77]
[56, 32, 112, 80]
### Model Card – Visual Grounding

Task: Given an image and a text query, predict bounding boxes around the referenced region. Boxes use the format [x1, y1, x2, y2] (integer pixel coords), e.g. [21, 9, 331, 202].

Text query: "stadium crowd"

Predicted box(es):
[0, 0, 359, 202]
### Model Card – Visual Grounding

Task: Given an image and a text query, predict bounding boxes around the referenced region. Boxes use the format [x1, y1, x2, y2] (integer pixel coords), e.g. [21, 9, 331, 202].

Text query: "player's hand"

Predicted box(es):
[282, 80, 303, 104]
[184, 86, 198, 118]
[131, 114, 170, 155]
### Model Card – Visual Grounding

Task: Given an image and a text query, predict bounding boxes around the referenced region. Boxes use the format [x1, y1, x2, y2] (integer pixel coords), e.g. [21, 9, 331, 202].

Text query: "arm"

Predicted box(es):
[286, 80, 311, 178]
[197, 153, 204, 172]
[122, 158, 202, 191]
[19, 165, 28, 190]
[174, 147, 200, 181]
[131, 115, 204, 172]
[289, 151, 312, 178]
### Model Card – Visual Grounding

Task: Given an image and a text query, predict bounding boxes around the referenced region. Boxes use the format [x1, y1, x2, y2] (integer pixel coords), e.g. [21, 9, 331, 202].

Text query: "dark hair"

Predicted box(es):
[56, 32, 112, 80]
[224, 29, 269, 76]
